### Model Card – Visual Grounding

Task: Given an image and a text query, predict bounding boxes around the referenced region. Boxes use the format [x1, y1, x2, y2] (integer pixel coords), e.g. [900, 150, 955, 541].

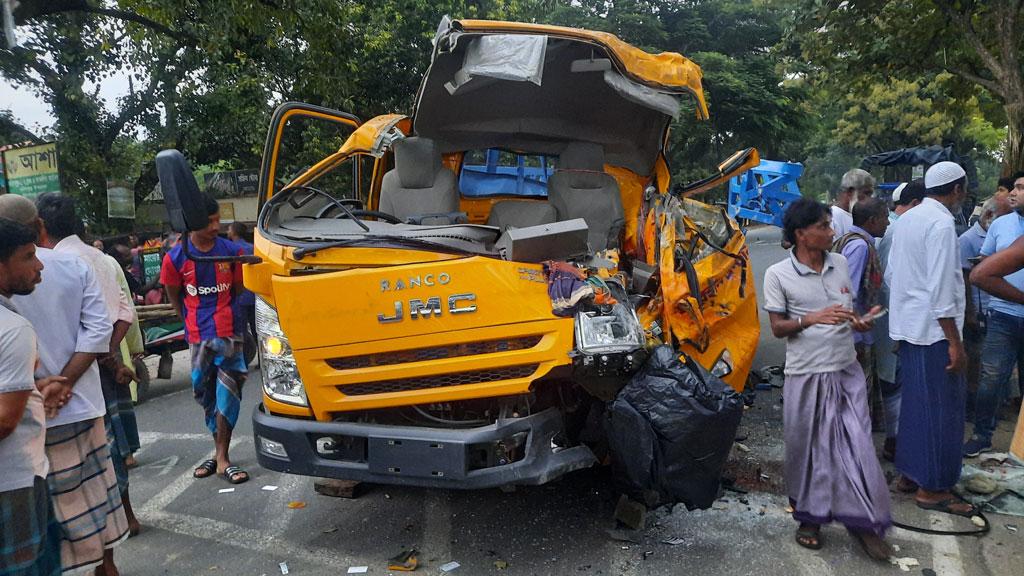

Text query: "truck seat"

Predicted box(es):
[546, 142, 624, 251]
[486, 200, 558, 231]
[380, 137, 460, 224]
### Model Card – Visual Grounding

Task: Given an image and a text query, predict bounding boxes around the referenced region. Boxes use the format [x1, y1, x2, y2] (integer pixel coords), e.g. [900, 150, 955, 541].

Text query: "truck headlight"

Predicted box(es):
[256, 297, 307, 406]
[574, 304, 645, 354]
[711, 348, 734, 378]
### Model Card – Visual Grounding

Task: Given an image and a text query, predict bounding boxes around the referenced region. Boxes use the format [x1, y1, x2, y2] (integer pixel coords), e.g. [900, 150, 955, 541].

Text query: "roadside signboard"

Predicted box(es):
[204, 169, 259, 198]
[1, 142, 61, 198]
[107, 181, 136, 219]
[140, 247, 162, 284]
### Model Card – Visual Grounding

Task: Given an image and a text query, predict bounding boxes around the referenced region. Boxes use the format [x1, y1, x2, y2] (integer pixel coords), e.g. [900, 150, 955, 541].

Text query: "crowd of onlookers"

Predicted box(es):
[767, 164, 1024, 560]
[0, 192, 254, 576]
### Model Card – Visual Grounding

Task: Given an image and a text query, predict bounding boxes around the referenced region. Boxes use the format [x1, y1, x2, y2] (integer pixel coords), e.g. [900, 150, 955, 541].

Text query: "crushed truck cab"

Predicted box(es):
[159, 18, 760, 490]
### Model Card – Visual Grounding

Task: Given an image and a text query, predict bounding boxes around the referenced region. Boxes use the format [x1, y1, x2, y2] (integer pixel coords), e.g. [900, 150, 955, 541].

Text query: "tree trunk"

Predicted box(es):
[1005, 100, 1024, 176]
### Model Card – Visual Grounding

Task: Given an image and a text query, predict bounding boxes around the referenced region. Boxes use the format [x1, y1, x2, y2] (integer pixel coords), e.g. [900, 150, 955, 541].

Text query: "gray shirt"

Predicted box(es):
[0, 297, 48, 492]
[12, 248, 112, 428]
[763, 250, 857, 376]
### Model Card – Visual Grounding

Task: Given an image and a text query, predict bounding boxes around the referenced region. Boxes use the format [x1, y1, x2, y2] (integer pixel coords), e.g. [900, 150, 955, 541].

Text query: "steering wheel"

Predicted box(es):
[350, 209, 403, 224]
[315, 198, 365, 219]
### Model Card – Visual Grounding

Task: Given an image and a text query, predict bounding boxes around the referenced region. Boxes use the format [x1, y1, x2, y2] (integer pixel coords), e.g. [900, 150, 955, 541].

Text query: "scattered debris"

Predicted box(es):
[971, 515, 986, 527]
[387, 549, 418, 571]
[278, 562, 289, 575]
[921, 569, 937, 576]
[313, 478, 364, 499]
[759, 473, 771, 482]
[262, 485, 279, 491]
[218, 488, 234, 494]
[643, 550, 653, 559]
[964, 475, 998, 494]
[661, 537, 687, 546]
[606, 528, 642, 544]
[322, 527, 338, 534]
[888, 556, 919, 572]
[287, 501, 306, 509]
[892, 544, 900, 552]
[494, 560, 509, 570]
[734, 442, 751, 454]
[784, 505, 794, 513]
[439, 561, 460, 572]
[347, 567, 368, 574]
[1006, 524, 1018, 533]
[613, 495, 646, 530]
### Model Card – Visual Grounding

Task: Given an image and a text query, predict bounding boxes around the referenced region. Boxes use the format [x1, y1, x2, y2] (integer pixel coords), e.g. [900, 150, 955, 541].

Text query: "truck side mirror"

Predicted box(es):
[155, 149, 208, 232]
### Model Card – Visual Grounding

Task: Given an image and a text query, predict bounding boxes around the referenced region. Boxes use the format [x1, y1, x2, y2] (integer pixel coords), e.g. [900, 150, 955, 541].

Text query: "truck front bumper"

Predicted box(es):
[252, 404, 597, 489]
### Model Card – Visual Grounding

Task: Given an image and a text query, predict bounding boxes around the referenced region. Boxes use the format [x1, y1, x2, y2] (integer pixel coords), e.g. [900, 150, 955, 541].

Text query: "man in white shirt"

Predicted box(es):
[0, 218, 62, 576]
[830, 168, 875, 239]
[0, 195, 129, 576]
[34, 192, 142, 539]
[886, 161, 973, 517]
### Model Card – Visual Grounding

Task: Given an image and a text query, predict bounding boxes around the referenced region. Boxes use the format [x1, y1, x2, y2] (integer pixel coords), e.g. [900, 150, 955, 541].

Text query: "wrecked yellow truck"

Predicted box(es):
[155, 18, 760, 490]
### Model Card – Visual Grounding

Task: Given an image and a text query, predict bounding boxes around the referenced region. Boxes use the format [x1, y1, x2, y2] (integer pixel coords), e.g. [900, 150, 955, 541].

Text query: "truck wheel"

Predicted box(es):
[244, 332, 257, 366]
[133, 357, 151, 403]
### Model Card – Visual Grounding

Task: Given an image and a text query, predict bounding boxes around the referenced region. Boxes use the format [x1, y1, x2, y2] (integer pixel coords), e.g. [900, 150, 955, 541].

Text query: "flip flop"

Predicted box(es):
[915, 495, 978, 518]
[795, 524, 823, 550]
[222, 465, 250, 485]
[193, 459, 217, 479]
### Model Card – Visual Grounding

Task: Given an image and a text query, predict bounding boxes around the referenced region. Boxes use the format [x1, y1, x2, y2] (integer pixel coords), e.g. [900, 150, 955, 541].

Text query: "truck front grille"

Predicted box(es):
[325, 336, 543, 370]
[338, 364, 539, 396]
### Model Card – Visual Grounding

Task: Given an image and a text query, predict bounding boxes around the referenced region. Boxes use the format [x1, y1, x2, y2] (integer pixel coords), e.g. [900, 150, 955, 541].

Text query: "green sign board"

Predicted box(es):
[1, 143, 61, 198]
[141, 248, 162, 284]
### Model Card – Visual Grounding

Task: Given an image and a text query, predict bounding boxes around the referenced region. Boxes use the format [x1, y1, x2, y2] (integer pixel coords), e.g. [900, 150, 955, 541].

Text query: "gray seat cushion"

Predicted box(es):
[486, 200, 558, 230]
[380, 137, 460, 222]
[547, 142, 624, 251]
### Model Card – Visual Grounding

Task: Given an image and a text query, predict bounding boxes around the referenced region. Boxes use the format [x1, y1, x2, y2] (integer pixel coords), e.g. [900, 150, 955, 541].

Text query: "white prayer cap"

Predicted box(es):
[891, 182, 908, 203]
[924, 161, 966, 190]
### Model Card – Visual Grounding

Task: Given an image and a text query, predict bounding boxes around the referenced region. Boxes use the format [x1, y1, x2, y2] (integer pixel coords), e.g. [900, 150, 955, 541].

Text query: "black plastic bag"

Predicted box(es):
[605, 345, 744, 510]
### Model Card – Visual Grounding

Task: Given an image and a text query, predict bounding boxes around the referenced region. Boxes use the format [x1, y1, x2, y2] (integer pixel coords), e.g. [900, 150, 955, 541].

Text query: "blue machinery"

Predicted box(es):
[726, 160, 804, 227]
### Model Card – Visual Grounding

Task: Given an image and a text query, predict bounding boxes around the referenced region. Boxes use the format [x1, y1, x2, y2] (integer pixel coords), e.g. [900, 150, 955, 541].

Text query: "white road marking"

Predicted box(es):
[891, 513, 965, 576]
[138, 455, 179, 476]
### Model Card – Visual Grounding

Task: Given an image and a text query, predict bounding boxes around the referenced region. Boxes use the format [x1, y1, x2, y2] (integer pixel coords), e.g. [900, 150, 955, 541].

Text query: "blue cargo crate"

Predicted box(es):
[727, 160, 804, 228]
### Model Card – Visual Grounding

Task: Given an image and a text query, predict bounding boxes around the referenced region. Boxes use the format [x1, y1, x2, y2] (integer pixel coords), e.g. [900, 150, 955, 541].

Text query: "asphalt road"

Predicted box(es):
[117, 228, 1022, 575]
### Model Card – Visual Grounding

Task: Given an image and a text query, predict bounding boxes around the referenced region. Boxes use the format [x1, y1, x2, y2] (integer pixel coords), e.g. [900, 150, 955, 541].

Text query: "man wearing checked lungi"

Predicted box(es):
[0, 195, 128, 575]
[161, 193, 250, 485]
[763, 198, 893, 561]
[886, 161, 978, 517]
[0, 218, 63, 576]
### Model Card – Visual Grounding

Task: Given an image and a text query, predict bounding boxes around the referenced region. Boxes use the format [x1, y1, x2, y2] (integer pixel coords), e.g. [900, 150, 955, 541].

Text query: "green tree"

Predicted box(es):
[795, 0, 1024, 175]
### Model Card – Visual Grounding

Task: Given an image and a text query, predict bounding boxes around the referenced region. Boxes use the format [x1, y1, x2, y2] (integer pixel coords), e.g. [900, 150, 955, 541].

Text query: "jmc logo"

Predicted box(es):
[378, 293, 477, 323]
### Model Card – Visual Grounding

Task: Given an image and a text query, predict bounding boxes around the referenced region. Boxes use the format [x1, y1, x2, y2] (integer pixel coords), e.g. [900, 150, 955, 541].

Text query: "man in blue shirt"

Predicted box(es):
[964, 171, 1024, 456]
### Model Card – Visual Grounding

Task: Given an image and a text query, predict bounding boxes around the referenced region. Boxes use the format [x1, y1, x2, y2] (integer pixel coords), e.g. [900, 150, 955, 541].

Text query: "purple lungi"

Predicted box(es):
[783, 361, 892, 535]
[895, 340, 966, 491]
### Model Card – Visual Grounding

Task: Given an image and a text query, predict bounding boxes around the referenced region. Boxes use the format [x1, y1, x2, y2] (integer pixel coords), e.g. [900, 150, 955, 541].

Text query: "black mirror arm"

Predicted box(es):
[181, 236, 263, 264]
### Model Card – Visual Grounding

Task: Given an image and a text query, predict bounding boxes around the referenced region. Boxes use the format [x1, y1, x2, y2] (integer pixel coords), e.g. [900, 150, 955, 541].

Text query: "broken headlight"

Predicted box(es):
[574, 304, 645, 354]
[256, 296, 307, 406]
[710, 347, 734, 378]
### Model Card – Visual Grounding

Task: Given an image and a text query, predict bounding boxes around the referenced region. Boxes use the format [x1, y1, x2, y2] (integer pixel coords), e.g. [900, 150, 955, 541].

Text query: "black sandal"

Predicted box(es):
[915, 495, 978, 518]
[795, 523, 822, 550]
[193, 459, 217, 479]
[221, 465, 250, 485]
[848, 529, 892, 561]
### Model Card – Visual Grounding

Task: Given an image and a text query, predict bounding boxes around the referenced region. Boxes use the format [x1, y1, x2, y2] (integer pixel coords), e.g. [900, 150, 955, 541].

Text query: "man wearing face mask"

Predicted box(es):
[888, 162, 973, 516]
[963, 171, 1024, 457]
